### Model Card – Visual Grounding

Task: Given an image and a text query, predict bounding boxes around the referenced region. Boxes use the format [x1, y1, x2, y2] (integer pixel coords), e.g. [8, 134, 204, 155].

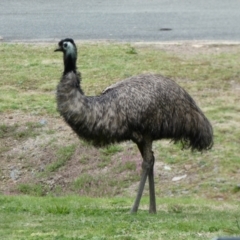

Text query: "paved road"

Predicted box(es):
[1, 0, 240, 42]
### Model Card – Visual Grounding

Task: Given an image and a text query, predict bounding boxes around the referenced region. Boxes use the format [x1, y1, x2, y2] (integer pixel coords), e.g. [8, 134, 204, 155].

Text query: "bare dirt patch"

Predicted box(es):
[1, 110, 240, 200]
[133, 41, 240, 56]
[0, 111, 142, 196]
[0, 112, 73, 193]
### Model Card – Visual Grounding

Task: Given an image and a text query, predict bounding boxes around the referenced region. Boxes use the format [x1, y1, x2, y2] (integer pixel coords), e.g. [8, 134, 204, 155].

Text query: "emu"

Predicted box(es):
[55, 38, 213, 214]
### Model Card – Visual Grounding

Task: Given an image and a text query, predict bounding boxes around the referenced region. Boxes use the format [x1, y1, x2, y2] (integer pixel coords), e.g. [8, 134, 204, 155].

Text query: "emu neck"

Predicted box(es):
[64, 54, 77, 75]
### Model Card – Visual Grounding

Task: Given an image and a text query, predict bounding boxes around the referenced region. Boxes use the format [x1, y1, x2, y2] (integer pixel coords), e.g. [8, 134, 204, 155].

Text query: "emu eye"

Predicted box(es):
[63, 42, 68, 49]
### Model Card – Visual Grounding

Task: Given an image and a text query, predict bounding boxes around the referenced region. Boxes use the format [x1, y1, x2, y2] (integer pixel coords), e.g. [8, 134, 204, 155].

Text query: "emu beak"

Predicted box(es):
[54, 47, 62, 52]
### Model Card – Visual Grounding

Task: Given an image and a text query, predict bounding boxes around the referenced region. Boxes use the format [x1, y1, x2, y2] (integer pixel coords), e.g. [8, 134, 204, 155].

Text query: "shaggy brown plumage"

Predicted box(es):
[55, 38, 213, 213]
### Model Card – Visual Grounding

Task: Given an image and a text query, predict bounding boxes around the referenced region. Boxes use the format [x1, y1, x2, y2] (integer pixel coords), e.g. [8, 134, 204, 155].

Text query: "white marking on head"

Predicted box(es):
[63, 41, 76, 57]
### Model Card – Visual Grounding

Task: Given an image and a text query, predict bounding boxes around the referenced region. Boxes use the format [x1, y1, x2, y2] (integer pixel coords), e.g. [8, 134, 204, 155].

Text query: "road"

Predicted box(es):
[0, 0, 240, 42]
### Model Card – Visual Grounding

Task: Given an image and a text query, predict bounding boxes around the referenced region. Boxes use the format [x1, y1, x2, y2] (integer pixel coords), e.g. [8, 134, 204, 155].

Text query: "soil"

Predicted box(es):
[0, 110, 238, 200]
[133, 41, 240, 56]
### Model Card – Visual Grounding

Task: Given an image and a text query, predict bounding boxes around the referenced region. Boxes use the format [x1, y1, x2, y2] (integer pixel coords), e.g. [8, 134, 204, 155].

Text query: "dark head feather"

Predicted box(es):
[55, 38, 77, 74]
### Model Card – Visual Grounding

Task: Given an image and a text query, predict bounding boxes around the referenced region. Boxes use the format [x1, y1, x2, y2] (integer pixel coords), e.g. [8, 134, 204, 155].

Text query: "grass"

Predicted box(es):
[0, 195, 240, 240]
[45, 144, 76, 173]
[100, 145, 123, 156]
[0, 122, 43, 140]
[17, 183, 45, 196]
[0, 42, 240, 239]
[1, 43, 239, 113]
[72, 173, 119, 196]
[98, 145, 123, 168]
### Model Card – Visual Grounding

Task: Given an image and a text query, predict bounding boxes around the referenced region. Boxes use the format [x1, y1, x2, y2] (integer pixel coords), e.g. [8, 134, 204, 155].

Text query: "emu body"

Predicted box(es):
[55, 39, 213, 213]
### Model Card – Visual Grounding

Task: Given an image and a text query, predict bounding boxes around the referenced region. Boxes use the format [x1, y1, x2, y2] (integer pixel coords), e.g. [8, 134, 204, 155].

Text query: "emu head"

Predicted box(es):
[55, 38, 77, 74]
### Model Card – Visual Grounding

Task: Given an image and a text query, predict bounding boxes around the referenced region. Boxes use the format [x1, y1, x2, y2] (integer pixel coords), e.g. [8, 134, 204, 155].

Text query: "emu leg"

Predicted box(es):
[130, 166, 149, 213]
[148, 153, 156, 213]
[130, 139, 154, 213]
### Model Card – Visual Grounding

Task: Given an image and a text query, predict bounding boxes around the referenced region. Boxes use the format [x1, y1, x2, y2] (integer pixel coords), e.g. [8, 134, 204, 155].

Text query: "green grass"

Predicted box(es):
[1, 43, 240, 113]
[72, 173, 121, 197]
[97, 145, 124, 168]
[100, 145, 123, 156]
[17, 183, 46, 196]
[0, 122, 43, 140]
[45, 144, 76, 173]
[0, 195, 240, 240]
